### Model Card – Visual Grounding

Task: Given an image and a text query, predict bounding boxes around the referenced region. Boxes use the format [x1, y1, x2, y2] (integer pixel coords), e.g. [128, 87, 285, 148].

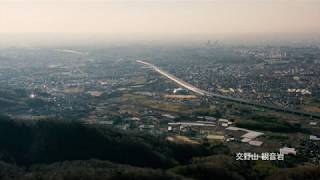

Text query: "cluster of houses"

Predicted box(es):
[167, 116, 266, 147]
[85, 111, 319, 157]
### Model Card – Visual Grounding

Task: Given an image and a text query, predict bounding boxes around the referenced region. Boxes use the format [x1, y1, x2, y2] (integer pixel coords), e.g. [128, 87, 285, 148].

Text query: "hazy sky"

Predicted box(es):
[1, 0, 320, 35]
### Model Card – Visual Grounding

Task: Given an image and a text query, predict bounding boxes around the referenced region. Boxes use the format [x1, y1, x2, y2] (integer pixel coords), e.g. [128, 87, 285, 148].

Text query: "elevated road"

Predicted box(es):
[137, 60, 320, 119]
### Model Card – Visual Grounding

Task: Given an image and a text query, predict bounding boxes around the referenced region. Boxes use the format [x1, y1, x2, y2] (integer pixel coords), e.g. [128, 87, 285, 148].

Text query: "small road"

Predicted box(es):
[137, 60, 320, 119]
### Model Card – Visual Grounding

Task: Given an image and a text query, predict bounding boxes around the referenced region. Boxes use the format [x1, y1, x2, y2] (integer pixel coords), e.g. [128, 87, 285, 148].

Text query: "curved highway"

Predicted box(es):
[137, 60, 320, 119]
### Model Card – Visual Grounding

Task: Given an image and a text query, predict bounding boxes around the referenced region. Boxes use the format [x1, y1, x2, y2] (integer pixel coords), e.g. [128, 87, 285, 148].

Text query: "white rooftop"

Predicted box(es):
[226, 127, 264, 140]
[218, 118, 229, 122]
[241, 131, 264, 139]
[162, 114, 176, 119]
[241, 138, 251, 143]
[226, 126, 243, 131]
[221, 123, 229, 127]
[310, 135, 320, 141]
[168, 122, 215, 127]
[310, 122, 317, 126]
[280, 147, 296, 155]
[249, 140, 263, 146]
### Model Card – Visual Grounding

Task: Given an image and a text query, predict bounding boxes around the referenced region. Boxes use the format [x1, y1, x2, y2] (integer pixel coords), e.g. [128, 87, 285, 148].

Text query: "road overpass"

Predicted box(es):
[137, 60, 320, 119]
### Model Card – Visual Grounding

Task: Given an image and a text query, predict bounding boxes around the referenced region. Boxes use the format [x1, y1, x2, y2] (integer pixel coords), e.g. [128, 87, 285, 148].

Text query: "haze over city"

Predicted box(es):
[1, 0, 320, 35]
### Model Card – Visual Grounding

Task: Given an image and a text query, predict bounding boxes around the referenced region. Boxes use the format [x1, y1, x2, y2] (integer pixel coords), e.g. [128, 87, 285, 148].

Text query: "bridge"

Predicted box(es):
[137, 60, 320, 119]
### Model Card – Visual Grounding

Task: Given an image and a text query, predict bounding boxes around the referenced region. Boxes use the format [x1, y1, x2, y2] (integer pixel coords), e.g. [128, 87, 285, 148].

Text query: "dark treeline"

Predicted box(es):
[0, 115, 209, 168]
[0, 115, 319, 180]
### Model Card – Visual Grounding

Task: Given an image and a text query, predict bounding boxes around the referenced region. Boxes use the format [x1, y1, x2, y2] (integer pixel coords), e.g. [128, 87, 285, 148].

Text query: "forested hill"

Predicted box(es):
[0, 115, 210, 168]
[0, 116, 319, 180]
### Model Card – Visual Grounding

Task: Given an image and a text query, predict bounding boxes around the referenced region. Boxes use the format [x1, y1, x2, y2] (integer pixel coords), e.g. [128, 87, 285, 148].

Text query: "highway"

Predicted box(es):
[137, 60, 320, 119]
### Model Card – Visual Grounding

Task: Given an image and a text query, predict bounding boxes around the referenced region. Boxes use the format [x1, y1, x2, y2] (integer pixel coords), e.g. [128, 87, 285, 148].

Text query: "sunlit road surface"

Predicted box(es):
[137, 60, 210, 96]
[137, 60, 320, 119]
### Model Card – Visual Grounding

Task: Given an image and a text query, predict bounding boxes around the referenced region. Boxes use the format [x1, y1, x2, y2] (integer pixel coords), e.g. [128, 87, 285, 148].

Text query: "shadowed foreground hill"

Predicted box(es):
[0, 115, 209, 168]
[0, 160, 187, 180]
[0, 116, 320, 180]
